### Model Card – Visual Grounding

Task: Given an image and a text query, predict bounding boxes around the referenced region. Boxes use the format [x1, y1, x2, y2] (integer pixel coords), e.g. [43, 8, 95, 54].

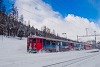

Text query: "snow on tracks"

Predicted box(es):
[43, 53, 99, 67]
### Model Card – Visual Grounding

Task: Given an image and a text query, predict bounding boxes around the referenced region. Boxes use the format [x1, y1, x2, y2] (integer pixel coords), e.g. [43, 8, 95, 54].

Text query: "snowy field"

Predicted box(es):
[0, 36, 100, 67]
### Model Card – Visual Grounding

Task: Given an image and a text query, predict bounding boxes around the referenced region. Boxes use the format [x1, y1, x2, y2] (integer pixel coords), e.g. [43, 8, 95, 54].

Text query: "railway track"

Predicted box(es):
[43, 52, 99, 67]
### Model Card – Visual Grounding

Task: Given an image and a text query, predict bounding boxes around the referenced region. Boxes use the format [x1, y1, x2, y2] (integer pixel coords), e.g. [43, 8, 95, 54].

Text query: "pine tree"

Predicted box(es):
[7, 4, 19, 36]
[0, 0, 6, 35]
[19, 15, 24, 23]
[10, 4, 18, 22]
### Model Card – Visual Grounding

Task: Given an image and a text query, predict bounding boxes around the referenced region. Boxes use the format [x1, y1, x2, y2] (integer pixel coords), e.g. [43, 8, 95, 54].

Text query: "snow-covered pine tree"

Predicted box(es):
[0, 0, 6, 35]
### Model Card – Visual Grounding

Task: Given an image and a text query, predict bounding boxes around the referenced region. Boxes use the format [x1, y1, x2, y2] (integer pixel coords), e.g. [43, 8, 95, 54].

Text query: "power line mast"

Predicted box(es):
[94, 31, 96, 48]
[86, 28, 88, 36]
[77, 31, 100, 48]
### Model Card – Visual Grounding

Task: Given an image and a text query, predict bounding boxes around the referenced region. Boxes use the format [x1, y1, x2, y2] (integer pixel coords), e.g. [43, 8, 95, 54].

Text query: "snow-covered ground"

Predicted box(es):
[0, 36, 100, 67]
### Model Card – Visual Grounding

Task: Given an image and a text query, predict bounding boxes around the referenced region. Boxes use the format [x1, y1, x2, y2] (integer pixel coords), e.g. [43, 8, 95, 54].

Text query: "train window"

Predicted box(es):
[46, 40, 50, 45]
[30, 39, 32, 43]
[62, 42, 66, 46]
[52, 42, 55, 45]
[32, 38, 36, 43]
[63, 42, 69, 46]
[37, 39, 40, 43]
[37, 39, 42, 43]
[52, 43, 56, 48]
[66, 42, 69, 46]
[52, 41, 56, 47]
[40, 39, 42, 43]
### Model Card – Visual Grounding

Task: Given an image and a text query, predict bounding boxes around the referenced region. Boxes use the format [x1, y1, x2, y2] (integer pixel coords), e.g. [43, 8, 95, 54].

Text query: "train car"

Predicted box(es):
[27, 35, 84, 53]
[84, 43, 92, 50]
[59, 42, 70, 51]
[43, 40, 57, 52]
[73, 42, 84, 50]
[69, 42, 74, 50]
[27, 37, 43, 53]
[27, 36, 57, 52]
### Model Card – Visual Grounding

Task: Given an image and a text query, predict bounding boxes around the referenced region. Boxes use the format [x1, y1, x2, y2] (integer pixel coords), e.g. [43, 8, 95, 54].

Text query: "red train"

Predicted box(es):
[27, 35, 91, 53]
[84, 43, 92, 50]
[27, 36, 43, 52]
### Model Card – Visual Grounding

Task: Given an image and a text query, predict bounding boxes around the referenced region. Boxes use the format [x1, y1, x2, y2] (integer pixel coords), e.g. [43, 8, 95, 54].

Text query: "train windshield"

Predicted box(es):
[37, 39, 42, 43]
[32, 38, 36, 43]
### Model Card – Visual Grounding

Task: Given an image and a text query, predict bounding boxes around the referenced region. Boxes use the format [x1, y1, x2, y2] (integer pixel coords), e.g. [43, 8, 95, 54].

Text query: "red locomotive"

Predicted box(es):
[27, 36, 43, 53]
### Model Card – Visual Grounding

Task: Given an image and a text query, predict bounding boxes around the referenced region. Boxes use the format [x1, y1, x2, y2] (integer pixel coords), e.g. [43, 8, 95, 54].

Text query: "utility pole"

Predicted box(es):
[62, 33, 67, 39]
[77, 35, 78, 42]
[94, 31, 96, 48]
[86, 28, 88, 36]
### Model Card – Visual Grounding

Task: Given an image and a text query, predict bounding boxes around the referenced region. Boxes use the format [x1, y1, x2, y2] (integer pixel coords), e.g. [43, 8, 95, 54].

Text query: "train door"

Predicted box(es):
[32, 38, 36, 50]
[69, 43, 74, 50]
[52, 41, 56, 48]
[56, 42, 60, 52]
[35, 38, 43, 51]
[27, 37, 42, 53]
[51, 41, 56, 52]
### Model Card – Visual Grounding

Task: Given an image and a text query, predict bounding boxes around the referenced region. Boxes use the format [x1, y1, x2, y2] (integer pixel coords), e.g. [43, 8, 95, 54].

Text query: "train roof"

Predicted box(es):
[28, 35, 79, 43]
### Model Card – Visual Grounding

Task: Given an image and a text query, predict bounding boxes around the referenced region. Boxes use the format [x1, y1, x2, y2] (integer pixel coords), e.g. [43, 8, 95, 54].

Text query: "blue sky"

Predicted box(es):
[4, 0, 99, 22]
[43, 0, 99, 21]
[3, 0, 14, 13]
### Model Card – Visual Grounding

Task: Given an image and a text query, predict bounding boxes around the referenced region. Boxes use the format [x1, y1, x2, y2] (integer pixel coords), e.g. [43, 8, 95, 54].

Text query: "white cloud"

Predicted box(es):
[15, 0, 100, 42]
